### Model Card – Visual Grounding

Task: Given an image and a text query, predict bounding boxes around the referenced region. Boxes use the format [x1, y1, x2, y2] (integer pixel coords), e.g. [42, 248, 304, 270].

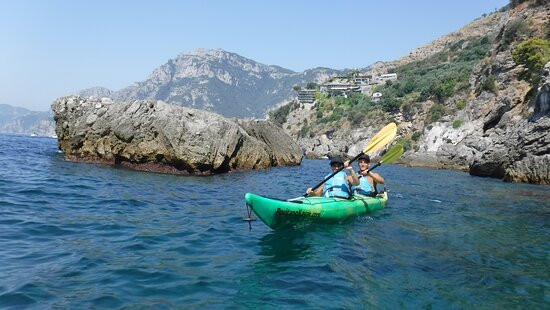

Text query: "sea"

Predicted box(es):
[0, 134, 548, 309]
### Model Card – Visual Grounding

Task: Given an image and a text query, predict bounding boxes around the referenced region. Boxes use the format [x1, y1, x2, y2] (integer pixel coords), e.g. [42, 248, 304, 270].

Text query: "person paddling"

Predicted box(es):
[306, 155, 359, 199]
[350, 154, 385, 196]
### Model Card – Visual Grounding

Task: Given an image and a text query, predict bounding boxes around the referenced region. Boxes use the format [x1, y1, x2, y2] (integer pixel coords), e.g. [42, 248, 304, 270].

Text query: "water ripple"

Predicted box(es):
[0, 134, 548, 308]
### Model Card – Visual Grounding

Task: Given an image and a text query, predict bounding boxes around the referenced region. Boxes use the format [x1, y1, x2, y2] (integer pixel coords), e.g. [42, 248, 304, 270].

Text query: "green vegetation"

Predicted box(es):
[480, 74, 498, 94]
[298, 124, 312, 138]
[314, 92, 381, 126]
[268, 101, 298, 126]
[411, 131, 422, 141]
[314, 91, 329, 101]
[378, 36, 493, 106]
[293, 85, 301, 91]
[427, 104, 447, 123]
[512, 38, 550, 85]
[502, 17, 531, 47]
[509, 0, 529, 7]
[395, 136, 412, 151]
[306, 82, 318, 90]
[452, 119, 464, 129]
[456, 99, 466, 110]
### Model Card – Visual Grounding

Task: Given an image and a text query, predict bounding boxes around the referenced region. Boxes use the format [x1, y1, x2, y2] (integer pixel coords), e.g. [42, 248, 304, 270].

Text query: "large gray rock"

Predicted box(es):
[52, 96, 302, 175]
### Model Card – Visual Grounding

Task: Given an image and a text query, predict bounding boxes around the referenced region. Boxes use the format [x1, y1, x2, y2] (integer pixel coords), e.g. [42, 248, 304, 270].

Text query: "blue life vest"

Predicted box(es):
[351, 176, 374, 195]
[322, 171, 350, 198]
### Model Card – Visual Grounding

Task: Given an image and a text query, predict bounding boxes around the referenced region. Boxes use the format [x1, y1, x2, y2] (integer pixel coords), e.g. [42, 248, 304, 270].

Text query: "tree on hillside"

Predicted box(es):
[306, 82, 318, 90]
[512, 38, 550, 85]
[509, 0, 529, 8]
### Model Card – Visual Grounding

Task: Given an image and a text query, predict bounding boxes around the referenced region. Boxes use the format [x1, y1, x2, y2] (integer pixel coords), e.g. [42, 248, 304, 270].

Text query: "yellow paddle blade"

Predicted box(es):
[362, 123, 397, 154]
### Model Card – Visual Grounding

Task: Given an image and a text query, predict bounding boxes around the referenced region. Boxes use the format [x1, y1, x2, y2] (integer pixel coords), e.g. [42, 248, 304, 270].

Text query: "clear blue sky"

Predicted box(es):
[0, 0, 508, 111]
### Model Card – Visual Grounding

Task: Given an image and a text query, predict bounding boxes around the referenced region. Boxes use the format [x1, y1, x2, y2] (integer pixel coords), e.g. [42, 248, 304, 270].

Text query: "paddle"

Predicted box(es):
[359, 144, 404, 177]
[304, 122, 397, 197]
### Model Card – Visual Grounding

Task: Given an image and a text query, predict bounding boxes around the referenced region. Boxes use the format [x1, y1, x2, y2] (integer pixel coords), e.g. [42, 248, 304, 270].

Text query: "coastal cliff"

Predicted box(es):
[273, 1, 550, 184]
[52, 96, 302, 175]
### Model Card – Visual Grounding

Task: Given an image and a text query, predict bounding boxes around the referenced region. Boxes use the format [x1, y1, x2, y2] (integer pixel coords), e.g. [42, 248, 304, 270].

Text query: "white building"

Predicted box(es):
[374, 73, 398, 84]
[297, 89, 316, 104]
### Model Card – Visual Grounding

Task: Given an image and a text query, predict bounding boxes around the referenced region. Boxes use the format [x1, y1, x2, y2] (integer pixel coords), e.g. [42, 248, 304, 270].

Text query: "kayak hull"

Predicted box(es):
[244, 192, 388, 229]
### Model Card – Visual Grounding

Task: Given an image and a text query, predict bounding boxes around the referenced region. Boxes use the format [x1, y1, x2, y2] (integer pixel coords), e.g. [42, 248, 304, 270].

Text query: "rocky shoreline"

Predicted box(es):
[52, 96, 302, 175]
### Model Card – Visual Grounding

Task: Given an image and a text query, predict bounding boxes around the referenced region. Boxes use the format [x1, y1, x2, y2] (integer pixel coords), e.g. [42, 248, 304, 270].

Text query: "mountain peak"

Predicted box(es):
[180, 48, 230, 58]
[77, 49, 345, 118]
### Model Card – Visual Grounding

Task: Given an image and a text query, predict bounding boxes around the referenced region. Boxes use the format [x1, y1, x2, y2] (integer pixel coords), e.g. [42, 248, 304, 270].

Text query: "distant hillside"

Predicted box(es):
[79, 49, 348, 118]
[0, 104, 55, 136]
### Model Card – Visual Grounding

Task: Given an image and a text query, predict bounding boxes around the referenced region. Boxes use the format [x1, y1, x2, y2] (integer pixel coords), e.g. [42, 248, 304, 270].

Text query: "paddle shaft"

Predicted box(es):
[304, 152, 364, 197]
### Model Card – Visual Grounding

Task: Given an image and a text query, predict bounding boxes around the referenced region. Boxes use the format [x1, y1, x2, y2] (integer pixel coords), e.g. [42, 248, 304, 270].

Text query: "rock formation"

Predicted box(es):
[469, 62, 550, 184]
[52, 96, 302, 175]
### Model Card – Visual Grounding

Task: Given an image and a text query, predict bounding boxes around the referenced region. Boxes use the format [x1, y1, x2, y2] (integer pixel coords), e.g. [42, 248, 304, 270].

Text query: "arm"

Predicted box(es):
[367, 171, 384, 184]
[306, 184, 324, 197]
[344, 161, 360, 186]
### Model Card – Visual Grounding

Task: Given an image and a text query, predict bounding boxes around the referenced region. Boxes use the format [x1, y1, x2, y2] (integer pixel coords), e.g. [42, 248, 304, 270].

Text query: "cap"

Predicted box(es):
[329, 155, 344, 165]
[358, 154, 370, 162]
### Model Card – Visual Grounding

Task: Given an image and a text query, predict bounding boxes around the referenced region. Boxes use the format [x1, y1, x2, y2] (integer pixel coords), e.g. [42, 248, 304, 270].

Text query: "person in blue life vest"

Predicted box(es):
[306, 155, 359, 199]
[350, 154, 385, 196]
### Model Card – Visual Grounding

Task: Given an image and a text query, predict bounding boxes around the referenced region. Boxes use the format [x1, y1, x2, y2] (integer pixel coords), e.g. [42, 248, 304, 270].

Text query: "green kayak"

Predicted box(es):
[244, 192, 388, 229]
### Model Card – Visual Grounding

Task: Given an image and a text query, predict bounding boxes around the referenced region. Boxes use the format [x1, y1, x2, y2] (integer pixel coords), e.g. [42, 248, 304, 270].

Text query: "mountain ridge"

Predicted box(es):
[79, 48, 350, 118]
[0, 104, 55, 136]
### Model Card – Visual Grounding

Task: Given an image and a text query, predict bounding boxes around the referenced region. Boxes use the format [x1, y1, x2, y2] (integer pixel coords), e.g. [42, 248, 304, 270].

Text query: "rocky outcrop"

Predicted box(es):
[52, 96, 302, 175]
[77, 87, 113, 99]
[469, 62, 550, 184]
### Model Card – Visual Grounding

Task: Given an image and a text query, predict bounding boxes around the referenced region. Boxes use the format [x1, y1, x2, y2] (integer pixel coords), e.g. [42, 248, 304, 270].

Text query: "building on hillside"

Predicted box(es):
[303, 72, 397, 99]
[374, 73, 397, 84]
[354, 76, 371, 84]
[319, 83, 360, 98]
[297, 89, 316, 104]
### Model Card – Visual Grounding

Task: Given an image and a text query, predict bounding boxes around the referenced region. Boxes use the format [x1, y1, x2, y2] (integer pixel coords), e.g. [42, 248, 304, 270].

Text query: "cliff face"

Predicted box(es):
[52, 96, 302, 175]
[277, 1, 550, 184]
[468, 62, 550, 184]
[407, 2, 550, 184]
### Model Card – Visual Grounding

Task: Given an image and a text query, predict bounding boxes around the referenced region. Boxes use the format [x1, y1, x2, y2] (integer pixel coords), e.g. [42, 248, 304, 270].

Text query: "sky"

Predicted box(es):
[0, 0, 509, 111]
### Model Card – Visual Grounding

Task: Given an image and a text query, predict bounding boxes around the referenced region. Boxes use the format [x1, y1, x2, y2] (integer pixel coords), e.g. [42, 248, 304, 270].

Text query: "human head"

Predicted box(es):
[329, 155, 344, 170]
[358, 154, 370, 163]
[357, 153, 370, 170]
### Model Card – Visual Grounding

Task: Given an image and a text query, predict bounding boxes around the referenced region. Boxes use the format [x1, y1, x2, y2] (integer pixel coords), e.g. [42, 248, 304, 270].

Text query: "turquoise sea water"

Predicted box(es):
[0, 134, 549, 309]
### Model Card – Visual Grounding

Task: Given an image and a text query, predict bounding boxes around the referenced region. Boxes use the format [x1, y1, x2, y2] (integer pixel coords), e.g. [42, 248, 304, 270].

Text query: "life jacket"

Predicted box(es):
[351, 174, 374, 195]
[322, 171, 350, 199]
